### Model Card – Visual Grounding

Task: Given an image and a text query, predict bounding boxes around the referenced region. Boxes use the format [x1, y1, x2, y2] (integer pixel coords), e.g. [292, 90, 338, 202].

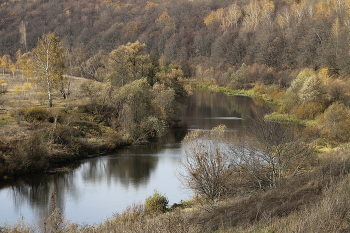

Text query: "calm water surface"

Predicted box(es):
[0, 89, 270, 226]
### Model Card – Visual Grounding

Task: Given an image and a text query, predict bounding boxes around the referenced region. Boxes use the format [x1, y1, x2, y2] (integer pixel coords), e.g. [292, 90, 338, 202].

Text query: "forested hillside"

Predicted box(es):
[1, 0, 350, 79]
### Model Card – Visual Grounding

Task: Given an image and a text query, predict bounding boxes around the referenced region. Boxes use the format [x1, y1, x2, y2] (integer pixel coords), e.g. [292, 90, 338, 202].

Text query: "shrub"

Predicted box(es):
[291, 102, 326, 119]
[22, 106, 51, 122]
[144, 190, 169, 214]
[6, 131, 49, 173]
[319, 102, 350, 143]
[140, 116, 167, 139]
[252, 83, 266, 95]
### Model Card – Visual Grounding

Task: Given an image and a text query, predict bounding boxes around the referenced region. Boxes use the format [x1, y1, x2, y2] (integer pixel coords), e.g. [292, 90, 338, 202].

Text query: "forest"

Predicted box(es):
[0, 0, 350, 77]
[1, 0, 350, 232]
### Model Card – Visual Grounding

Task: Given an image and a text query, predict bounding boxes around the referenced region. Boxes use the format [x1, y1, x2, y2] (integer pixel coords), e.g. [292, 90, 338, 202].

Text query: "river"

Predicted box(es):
[0, 89, 270, 226]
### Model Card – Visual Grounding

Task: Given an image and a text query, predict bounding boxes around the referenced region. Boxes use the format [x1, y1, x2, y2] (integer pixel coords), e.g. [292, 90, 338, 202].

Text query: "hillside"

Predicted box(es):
[1, 0, 350, 79]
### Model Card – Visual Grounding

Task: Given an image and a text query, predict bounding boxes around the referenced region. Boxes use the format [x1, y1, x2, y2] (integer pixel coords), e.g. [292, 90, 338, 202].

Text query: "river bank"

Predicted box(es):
[0, 89, 270, 226]
[196, 81, 350, 150]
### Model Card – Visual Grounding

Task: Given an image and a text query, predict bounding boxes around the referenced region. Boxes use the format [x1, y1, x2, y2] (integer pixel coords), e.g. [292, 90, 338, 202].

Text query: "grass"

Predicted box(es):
[264, 112, 308, 125]
[0, 114, 15, 126]
[195, 83, 281, 106]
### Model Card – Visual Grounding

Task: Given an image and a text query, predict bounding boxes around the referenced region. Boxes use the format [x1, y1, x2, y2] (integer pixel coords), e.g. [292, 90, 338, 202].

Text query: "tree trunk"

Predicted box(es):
[48, 89, 53, 107]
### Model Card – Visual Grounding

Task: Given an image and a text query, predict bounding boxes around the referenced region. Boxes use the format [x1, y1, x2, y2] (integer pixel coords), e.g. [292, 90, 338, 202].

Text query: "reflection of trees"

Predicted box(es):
[76, 125, 187, 192]
[9, 170, 78, 224]
[179, 89, 271, 131]
[80, 154, 159, 189]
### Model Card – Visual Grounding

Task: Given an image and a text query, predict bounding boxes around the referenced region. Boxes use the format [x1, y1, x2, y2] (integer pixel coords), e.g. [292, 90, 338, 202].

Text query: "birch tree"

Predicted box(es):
[26, 32, 65, 107]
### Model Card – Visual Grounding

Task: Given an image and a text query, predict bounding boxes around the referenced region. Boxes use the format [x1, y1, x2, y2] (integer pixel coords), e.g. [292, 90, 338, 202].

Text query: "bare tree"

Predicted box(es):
[230, 116, 315, 189]
[179, 125, 234, 205]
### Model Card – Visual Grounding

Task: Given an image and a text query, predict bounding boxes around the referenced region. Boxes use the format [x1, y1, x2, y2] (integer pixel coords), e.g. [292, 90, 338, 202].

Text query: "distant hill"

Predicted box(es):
[1, 0, 350, 79]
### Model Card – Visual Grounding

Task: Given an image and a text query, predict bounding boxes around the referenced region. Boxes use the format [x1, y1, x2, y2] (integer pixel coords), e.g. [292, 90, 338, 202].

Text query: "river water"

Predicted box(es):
[0, 89, 270, 226]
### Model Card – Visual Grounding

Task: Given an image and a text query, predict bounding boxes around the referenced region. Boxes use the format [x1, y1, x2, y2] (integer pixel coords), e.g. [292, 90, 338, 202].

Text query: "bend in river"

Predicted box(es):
[0, 89, 271, 226]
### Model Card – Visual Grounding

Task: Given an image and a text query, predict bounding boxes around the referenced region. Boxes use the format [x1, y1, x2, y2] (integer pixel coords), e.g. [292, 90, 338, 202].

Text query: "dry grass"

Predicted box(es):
[0, 74, 86, 112]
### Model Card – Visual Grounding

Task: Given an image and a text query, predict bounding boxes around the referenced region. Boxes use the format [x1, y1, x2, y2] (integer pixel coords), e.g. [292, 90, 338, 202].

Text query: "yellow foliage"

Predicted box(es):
[204, 11, 217, 26]
[252, 83, 266, 94]
[262, 0, 275, 19]
[156, 11, 171, 23]
[320, 68, 330, 85]
[9, 63, 16, 76]
[277, 15, 286, 28]
[291, 102, 326, 120]
[316, 2, 331, 16]
[22, 82, 31, 92]
[124, 21, 142, 33]
[225, 3, 242, 28]
[14, 85, 21, 95]
[145, 1, 158, 10]
[216, 8, 225, 19]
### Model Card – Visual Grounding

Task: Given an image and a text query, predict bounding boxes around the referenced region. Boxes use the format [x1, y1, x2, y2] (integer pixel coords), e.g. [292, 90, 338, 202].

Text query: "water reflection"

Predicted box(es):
[80, 155, 158, 188]
[7, 171, 78, 225]
[0, 89, 271, 225]
[180, 89, 270, 132]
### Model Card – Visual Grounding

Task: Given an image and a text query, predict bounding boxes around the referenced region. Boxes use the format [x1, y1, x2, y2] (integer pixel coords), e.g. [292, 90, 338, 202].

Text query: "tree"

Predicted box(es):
[0, 55, 12, 75]
[154, 65, 190, 102]
[180, 125, 234, 204]
[319, 102, 350, 142]
[144, 190, 169, 214]
[24, 33, 65, 107]
[298, 75, 326, 104]
[228, 117, 315, 189]
[0, 79, 6, 107]
[108, 41, 151, 87]
[283, 68, 316, 110]
[225, 3, 242, 28]
[19, 20, 28, 53]
[152, 83, 176, 120]
[115, 78, 156, 141]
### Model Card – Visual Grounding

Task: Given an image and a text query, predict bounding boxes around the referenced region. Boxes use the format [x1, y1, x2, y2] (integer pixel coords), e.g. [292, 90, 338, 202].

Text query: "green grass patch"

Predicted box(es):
[0, 114, 16, 126]
[265, 113, 318, 127]
[195, 83, 279, 105]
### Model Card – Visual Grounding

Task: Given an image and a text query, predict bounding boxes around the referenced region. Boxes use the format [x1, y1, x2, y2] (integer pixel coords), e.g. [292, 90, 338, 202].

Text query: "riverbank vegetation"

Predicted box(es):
[0, 36, 191, 178]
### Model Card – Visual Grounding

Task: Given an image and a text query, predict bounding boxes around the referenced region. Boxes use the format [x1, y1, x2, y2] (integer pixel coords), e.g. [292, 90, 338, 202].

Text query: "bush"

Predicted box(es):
[20, 106, 51, 122]
[140, 116, 167, 139]
[6, 131, 49, 173]
[319, 102, 350, 143]
[291, 102, 326, 119]
[252, 83, 266, 95]
[144, 190, 169, 214]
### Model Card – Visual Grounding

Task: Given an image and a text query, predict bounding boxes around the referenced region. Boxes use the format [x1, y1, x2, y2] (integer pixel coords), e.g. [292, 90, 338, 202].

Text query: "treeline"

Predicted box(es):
[1, 0, 350, 78]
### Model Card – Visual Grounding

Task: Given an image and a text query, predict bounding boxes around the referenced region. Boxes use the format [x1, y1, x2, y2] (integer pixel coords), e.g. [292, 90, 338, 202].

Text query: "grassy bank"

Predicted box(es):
[194, 83, 279, 105]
